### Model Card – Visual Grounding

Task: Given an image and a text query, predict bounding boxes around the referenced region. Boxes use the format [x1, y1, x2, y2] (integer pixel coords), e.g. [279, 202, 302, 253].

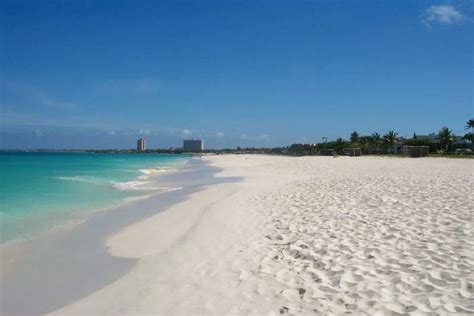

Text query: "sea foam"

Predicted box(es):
[138, 168, 179, 180]
[56, 176, 105, 184]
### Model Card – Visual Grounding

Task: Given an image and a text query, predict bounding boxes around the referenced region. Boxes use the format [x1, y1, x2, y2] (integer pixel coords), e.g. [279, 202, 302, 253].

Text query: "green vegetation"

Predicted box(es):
[383, 130, 399, 148]
[437, 127, 455, 151]
[464, 133, 474, 142]
[350, 131, 359, 143]
[282, 119, 472, 157]
[464, 119, 474, 143]
[465, 119, 474, 130]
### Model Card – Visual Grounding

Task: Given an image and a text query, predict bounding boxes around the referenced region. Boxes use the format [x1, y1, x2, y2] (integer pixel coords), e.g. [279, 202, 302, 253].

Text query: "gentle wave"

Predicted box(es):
[1, 152, 190, 243]
[122, 195, 154, 203]
[138, 168, 178, 180]
[111, 180, 150, 191]
[111, 180, 182, 192]
[56, 167, 181, 191]
[55, 176, 106, 184]
[139, 167, 178, 175]
[111, 169, 138, 173]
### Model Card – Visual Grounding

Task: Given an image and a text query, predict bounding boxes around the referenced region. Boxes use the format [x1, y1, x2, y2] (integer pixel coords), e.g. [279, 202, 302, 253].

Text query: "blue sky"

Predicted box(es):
[1, 0, 472, 149]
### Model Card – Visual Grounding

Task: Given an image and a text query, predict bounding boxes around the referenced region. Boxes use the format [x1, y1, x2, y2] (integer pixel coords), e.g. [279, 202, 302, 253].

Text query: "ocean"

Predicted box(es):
[0, 152, 190, 243]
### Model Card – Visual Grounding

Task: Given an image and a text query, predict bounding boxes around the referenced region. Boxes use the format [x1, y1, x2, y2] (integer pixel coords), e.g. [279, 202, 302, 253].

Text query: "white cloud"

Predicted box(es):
[34, 129, 44, 137]
[423, 5, 465, 26]
[240, 134, 270, 141]
[107, 130, 116, 136]
[139, 128, 150, 135]
[181, 129, 192, 138]
[257, 134, 270, 141]
[216, 131, 225, 138]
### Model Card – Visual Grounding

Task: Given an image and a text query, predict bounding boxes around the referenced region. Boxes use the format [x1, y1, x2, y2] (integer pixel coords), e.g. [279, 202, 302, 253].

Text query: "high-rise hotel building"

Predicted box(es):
[183, 139, 204, 152]
[137, 138, 146, 151]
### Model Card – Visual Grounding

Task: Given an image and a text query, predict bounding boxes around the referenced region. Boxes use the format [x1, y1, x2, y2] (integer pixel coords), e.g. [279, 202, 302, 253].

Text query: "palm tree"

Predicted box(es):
[383, 130, 399, 153]
[350, 131, 359, 143]
[465, 120, 474, 145]
[369, 132, 381, 153]
[465, 119, 474, 130]
[371, 132, 381, 144]
[383, 130, 398, 145]
[438, 127, 455, 151]
[463, 133, 474, 142]
[358, 136, 370, 153]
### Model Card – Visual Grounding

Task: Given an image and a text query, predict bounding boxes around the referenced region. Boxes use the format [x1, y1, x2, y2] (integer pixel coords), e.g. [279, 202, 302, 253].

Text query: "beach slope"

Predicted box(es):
[52, 155, 473, 315]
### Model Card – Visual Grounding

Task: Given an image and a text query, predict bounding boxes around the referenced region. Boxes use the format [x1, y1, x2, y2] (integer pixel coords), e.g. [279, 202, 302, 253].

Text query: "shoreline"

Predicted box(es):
[0, 153, 192, 244]
[0, 158, 239, 315]
[1, 155, 473, 315]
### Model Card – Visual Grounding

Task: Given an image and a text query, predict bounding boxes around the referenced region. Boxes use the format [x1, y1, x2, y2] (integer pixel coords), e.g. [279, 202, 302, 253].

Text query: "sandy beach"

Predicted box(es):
[2, 155, 473, 315]
[3, 0, 472, 314]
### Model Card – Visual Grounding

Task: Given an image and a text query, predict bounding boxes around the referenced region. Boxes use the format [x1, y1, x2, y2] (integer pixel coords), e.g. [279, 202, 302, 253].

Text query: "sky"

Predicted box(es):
[1, 0, 472, 149]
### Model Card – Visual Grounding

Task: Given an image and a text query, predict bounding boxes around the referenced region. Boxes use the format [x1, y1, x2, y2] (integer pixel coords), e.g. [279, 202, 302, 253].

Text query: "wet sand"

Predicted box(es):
[0, 159, 238, 315]
[2, 155, 473, 315]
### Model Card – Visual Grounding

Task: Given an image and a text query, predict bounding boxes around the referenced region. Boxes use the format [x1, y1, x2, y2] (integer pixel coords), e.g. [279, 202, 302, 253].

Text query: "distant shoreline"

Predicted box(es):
[1, 148, 472, 159]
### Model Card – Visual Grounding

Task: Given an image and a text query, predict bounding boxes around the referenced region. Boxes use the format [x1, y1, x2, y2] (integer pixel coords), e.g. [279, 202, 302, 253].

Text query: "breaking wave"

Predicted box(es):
[56, 166, 181, 192]
[55, 176, 107, 184]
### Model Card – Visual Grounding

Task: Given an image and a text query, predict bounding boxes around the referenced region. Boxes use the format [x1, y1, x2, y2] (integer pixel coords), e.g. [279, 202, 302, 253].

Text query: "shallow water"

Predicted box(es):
[0, 158, 240, 316]
[0, 152, 189, 242]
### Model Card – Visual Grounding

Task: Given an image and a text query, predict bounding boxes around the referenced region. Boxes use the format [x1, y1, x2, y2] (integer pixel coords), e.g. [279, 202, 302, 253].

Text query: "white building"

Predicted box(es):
[183, 139, 204, 152]
[137, 138, 146, 151]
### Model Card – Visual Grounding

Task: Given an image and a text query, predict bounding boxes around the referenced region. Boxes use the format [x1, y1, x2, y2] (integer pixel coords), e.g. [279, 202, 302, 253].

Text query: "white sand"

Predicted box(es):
[51, 155, 474, 315]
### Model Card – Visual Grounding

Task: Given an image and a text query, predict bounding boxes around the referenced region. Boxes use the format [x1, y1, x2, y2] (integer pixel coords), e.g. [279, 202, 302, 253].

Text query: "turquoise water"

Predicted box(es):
[0, 152, 189, 243]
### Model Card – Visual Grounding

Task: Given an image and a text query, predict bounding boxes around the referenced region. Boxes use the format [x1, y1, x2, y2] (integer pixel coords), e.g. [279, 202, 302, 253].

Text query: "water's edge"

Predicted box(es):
[0, 152, 191, 243]
[0, 158, 241, 315]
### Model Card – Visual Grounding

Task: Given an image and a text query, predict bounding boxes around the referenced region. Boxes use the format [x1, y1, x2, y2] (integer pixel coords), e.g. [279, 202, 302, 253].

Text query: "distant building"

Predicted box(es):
[137, 138, 146, 151]
[183, 139, 204, 152]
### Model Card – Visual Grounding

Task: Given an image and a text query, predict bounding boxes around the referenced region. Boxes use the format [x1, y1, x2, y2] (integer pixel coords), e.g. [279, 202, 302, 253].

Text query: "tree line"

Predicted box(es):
[286, 119, 473, 156]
